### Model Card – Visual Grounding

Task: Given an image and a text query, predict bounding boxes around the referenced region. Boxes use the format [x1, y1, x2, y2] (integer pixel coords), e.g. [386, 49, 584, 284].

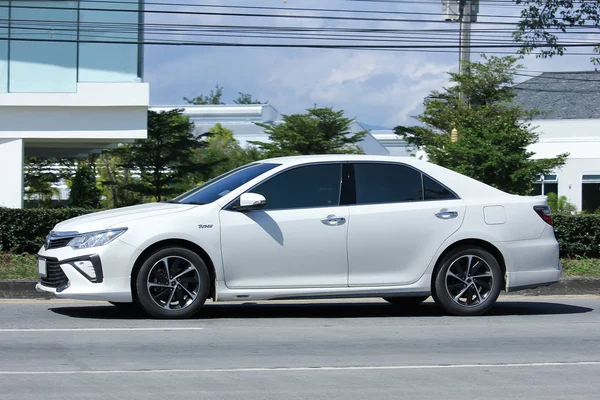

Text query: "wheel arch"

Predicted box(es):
[130, 238, 217, 301]
[431, 238, 507, 292]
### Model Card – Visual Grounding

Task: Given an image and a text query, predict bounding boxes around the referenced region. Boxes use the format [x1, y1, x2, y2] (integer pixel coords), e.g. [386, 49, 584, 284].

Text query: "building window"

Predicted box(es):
[78, 0, 141, 83]
[0, 1, 143, 93]
[9, 1, 79, 93]
[532, 175, 558, 196]
[582, 175, 600, 214]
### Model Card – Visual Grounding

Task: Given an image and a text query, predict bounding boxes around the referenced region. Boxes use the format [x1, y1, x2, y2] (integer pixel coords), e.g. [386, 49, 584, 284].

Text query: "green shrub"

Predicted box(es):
[0, 207, 598, 259]
[0, 207, 96, 253]
[553, 214, 600, 259]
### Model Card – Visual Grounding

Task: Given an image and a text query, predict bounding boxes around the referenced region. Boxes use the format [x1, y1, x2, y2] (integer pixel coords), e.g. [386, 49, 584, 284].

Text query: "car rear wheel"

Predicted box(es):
[432, 247, 502, 316]
[383, 296, 429, 306]
[135, 247, 210, 319]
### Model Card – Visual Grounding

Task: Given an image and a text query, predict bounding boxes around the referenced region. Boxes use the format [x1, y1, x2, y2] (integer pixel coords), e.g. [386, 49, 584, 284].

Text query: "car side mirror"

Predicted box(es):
[233, 193, 266, 212]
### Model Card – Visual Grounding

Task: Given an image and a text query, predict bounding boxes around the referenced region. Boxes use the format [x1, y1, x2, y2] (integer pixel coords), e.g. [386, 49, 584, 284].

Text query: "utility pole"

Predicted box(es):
[442, 1, 479, 103]
[458, 0, 471, 77]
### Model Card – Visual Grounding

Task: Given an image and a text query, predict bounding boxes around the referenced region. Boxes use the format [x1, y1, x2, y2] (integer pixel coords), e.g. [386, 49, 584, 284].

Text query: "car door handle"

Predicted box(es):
[435, 210, 458, 220]
[321, 215, 346, 226]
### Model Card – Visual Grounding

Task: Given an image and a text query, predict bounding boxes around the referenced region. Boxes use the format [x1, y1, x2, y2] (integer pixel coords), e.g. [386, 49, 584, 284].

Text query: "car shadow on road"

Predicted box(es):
[48, 299, 594, 320]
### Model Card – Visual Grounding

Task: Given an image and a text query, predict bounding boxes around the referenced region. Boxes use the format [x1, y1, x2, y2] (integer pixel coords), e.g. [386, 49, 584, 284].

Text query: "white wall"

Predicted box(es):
[0, 82, 149, 208]
[528, 118, 600, 211]
[554, 158, 600, 211]
[0, 139, 23, 208]
[0, 82, 148, 107]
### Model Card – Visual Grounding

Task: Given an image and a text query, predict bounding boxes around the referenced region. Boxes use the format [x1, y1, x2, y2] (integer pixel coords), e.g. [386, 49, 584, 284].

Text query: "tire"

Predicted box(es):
[432, 247, 502, 316]
[383, 296, 429, 306]
[135, 247, 210, 319]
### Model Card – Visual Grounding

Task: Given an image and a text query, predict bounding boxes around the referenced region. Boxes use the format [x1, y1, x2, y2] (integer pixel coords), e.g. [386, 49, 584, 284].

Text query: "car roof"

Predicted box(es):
[262, 154, 413, 166]
[259, 154, 511, 199]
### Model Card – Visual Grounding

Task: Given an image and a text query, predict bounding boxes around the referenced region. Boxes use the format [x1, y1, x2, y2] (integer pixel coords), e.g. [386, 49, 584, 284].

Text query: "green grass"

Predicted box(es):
[1, 253, 600, 280]
[0, 253, 38, 280]
[561, 258, 600, 278]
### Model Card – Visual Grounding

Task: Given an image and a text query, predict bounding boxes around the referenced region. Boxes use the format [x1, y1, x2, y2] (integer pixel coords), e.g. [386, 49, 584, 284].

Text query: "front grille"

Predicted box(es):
[40, 263, 69, 288]
[46, 237, 75, 250]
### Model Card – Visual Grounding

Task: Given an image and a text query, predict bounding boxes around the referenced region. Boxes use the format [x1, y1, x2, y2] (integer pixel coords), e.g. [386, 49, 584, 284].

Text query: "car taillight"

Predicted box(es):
[534, 205, 553, 226]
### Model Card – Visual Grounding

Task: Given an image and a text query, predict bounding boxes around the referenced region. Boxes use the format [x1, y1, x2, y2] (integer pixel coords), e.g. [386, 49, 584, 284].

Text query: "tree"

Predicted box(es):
[395, 55, 568, 196]
[514, 1, 600, 64]
[68, 162, 102, 209]
[96, 151, 144, 208]
[184, 84, 224, 105]
[24, 157, 75, 207]
[233, 92, 265, 104]
[546, 192, 577, 215]
[250, 106, 368, 157]
[193, 123, 266, 182]
[115, 109, 212, 202]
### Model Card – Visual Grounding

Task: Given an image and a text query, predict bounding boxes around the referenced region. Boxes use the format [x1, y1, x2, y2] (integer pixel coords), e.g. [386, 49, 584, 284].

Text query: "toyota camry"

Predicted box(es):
[36, 155, 561, 318]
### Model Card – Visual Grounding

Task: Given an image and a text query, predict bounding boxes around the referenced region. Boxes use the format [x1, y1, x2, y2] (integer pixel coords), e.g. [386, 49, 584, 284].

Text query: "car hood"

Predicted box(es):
[53, 202, 198, 233]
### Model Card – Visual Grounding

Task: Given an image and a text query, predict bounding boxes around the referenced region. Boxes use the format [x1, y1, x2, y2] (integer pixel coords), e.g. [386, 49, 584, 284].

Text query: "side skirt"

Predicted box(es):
[214, 274, 432, 302]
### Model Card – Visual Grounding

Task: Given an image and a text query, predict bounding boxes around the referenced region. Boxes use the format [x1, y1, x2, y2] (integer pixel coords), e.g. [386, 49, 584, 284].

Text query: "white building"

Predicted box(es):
[150, 105, 393, 156]
[0, 0, 148, 208]
[514, 72, 600, 213]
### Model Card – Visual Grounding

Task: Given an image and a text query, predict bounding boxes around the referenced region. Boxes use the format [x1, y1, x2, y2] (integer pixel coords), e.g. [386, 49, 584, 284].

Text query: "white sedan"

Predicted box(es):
[36, 155, 561, 318]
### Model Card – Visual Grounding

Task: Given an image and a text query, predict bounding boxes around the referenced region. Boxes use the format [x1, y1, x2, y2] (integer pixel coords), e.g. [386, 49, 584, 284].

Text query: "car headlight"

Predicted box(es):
[68, 228, 128, 250]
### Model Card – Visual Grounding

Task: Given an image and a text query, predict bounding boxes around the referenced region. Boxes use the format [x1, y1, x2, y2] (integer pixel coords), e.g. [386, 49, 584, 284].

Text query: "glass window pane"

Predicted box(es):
[0, 5, 8, 92]
[253, 164, 342, 210]
[354, 163, 423, 205]
[423, 175, 457, 201]
[544, 175, 558, 182]
[531, 184, 542, 196]
[582, 183, 600, 213]
[582, 175, 600, 182]
[9, 1, 78, 92]
[78, 0, 140, 82]
[544, 183, 558, 196]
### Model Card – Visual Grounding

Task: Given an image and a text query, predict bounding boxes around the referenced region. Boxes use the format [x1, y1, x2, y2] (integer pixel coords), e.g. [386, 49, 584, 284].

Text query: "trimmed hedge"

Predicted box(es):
[0, 208, 96, 253]
[0, 207, 599, 258]
[553, 214, 600, 259]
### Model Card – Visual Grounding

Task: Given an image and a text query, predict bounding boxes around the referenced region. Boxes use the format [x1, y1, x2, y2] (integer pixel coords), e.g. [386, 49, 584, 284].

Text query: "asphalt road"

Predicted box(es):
[0, 296, 599, 400]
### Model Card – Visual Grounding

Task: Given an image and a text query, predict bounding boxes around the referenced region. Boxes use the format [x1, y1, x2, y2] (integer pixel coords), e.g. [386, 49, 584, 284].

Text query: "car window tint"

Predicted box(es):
[423, 175, 457, 200]
[354, 163, 423, 205]
[252, 164, 342, 210]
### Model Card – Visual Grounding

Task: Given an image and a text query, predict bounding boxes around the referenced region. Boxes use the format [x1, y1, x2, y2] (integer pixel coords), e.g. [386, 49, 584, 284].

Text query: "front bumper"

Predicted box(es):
[35, 239, 141, 302]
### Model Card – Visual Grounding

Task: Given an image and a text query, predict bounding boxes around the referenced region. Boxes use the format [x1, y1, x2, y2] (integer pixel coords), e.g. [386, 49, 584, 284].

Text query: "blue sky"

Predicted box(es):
[143, 0, 598, 128]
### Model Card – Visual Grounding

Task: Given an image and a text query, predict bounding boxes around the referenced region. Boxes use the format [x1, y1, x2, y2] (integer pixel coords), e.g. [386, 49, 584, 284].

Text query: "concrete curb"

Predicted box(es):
[0, 281, 53, 299]
[504, 278, 600, 296]
[1, 278, 599, 299]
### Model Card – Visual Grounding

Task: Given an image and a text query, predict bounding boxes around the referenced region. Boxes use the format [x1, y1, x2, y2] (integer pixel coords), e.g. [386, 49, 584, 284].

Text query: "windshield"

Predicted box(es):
[171, 163, 281, 205]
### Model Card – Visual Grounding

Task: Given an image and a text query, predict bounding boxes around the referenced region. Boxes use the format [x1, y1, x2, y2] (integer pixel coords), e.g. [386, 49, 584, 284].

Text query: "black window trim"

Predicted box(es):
[348, 161, 461, 206]
[223, 161, 348, 212]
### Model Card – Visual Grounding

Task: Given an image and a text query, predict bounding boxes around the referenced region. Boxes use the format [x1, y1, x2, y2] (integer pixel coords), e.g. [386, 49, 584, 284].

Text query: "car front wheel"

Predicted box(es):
[432, 247, 502, 316]
[135, 247, 210, 319]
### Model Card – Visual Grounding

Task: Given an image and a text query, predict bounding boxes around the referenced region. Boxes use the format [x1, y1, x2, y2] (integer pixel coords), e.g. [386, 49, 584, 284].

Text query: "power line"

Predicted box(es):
[2, 35, 599, 50]
[0, 4, 524, 26]
[8, 22, 600, 47]
[76, 0, 529, 20]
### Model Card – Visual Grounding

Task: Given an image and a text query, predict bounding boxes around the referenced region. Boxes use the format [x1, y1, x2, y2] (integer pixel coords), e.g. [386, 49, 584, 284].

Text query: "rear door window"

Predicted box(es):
[353, 163, 423, 205]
